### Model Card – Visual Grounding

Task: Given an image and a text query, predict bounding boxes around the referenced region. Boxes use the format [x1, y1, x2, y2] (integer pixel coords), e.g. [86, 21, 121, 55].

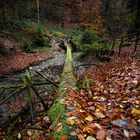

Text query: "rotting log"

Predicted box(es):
[48, 43, 78, 140]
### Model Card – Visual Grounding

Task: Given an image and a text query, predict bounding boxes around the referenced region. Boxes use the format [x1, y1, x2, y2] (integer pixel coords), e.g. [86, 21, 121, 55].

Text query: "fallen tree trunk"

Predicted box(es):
[48, 44, 79, 139]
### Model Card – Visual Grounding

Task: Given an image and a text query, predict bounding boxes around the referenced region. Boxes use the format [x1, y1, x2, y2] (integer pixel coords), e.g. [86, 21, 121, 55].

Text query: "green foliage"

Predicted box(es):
[21, 42, 33, 52]
[34, 27, 50, 47]
[82, 77, 92, 89]
[79, 30, 103, 51]
[65, 28, 82, 36]
[66, 28, 83, 51]
[48, 25, 64, 33]
[51, 31, 64, 37]
[81, 30, 100, 45]
[12, 20, 45, 33]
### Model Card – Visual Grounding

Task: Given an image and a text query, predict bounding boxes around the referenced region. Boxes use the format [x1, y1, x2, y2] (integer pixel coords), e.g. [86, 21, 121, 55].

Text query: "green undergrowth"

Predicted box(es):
[0, 20, 50, 53]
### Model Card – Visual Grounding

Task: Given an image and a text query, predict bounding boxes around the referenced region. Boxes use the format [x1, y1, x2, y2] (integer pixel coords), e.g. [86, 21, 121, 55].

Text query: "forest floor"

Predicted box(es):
[0, 46, 139, 140]
[0, 23, 140, 140]
[76, 55, 140, 140]
[0, 51, 51, 75]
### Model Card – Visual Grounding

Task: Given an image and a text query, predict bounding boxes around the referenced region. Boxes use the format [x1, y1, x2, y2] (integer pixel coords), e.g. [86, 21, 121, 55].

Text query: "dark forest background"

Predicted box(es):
[0, 0, 140, 37]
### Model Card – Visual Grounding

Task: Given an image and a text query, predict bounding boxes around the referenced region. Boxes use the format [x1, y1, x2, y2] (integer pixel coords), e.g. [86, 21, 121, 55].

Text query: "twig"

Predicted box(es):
[35, 71, 58, 88]
[33, 81, 59, 86]
[0, 86, 26, 105]
[74, 63, 99, 69]
[27, 127, 46, 131]
[0, 84, 24, 89]
[27, 88, 35, 124]
[0, 88, 5, 101]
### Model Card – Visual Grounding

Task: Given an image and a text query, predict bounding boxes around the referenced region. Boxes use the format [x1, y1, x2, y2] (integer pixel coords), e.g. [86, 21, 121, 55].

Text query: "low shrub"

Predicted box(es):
[79, 30, 105, 51]
[81, 30, 95, 44]
[21, 42, 32, 52]
[34, 27, 50, 47]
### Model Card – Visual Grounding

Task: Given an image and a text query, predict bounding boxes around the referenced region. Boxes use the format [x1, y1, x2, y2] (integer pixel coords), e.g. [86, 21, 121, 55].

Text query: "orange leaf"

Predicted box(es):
[85, 115, 93, 122]
[60, 135, 67, 140]
[83, 127, 96, 134]
[96, 129, 105, 140]
[69, 131, 77, 136]
[77, 134, 86, 140]
[78, 124, 85, 130]
[66, 118, 75, 125]
[57, 115, 62, 122]
[56, 123, 63, 132]
[95, 109, 105, 118]
[74, 119, 81, 124]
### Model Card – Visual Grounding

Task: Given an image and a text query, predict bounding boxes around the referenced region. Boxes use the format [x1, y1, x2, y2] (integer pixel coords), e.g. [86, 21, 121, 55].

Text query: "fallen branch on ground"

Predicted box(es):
[35, 71, 58, 88]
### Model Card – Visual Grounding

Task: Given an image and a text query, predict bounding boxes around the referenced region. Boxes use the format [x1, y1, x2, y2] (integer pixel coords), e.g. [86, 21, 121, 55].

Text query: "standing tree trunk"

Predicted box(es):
[36, 0, 40, 23]
[2, 0, 5, 24]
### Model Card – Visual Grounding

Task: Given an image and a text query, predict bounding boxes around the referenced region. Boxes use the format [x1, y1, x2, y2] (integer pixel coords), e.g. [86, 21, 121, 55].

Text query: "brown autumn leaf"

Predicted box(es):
[77, 134, 86, 140]
[79, 124, 85, 130]
[87, 102, 94, 106]
[88, 106, 95, 111]
[34, 134, 45, 140]
[69, 131, 77, 136]
[96, 129, 105, 140]
[85, 115, 93, 122]
[68, 110, 78, 116]
[88, 123, 102, 129]
[76, 103, 82, 109]
[83, 127, 96, 134]
[56, 123, 63, 132]
[57, 115, 62, 122]
[60, 135, 67, 140]
[66, 118, 75, 125]
[68, 91, 78, 97]
[66, 105, 74, 110]
[74, 119, 81, 124]
[95, 109, 105, 118]
[131, 108, 140, 116]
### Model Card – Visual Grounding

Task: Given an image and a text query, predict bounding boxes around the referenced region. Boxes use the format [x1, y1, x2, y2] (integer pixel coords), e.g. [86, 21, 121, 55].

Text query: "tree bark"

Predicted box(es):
[36, 0, 40, 23]
[2, 0, 5, 24]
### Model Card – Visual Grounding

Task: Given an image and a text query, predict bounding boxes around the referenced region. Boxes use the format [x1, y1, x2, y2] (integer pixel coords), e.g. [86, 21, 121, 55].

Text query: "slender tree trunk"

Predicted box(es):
[36, 0, 40, 23]
[2, 0, 5, 24]
[135, 0, 140, 31]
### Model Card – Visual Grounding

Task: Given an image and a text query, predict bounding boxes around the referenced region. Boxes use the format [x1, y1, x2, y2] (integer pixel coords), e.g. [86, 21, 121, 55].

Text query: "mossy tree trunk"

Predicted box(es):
[48, 44, 78, 139]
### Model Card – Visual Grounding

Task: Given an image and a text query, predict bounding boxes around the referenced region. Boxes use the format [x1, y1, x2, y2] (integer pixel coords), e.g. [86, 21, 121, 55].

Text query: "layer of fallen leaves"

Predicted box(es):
[18, 56, 140, 140]
[1, 51, 140, 140]
[76, 56, 140, 140]
[0, 51, 50, 75]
